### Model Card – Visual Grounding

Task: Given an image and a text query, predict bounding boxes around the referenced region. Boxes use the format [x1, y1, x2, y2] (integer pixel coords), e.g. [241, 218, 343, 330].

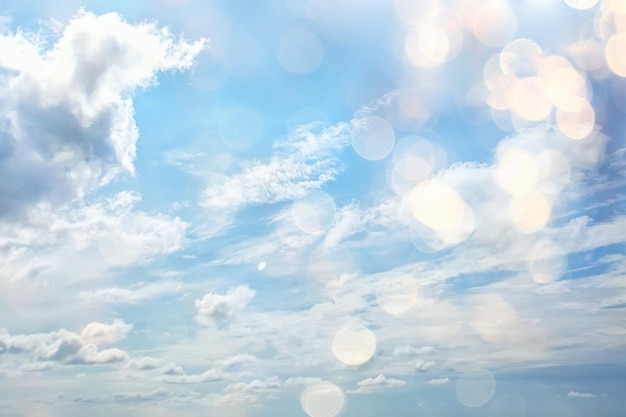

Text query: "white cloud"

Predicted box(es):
[80, 319, 132, 346]
[323, 202, 361, 249]
[427, 377, 449, 385]
[200, 122, 350, 209]
[350, 374, 406, 393]
[195, 285, 256, 327]
[0, 10, 205, 215]
[415, 359, 436, 372]
[162, 367, 226, 384]
[79, 280, 182, 304]
[0, 192, 188, 292]
[567, 391, 597, 398]
[0, 320, 130, 367]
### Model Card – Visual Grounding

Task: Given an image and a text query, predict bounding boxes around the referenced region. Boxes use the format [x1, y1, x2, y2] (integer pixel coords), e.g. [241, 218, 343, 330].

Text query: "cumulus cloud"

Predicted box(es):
[80, 319, 132, 346]
[0, 10, 205, 216]
[200, 122, 350, 209]
[0, 320, 130, 367]
[567, 391, 597, 398]
[415, 359, 436, 372]
[195, 285, 256, 326]
[427, 377, 449, 385]
[350, 374, 406, 393]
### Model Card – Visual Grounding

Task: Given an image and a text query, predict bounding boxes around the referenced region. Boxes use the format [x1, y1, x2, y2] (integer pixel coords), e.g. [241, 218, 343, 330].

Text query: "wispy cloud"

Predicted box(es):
[567, 391, 597, 398]
[427, 377, 449, 385]
[200, 122, 350, 209]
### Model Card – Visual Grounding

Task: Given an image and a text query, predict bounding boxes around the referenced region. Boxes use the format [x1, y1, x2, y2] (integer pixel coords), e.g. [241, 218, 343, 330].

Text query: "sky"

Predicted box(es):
[0, 0, 625, 416]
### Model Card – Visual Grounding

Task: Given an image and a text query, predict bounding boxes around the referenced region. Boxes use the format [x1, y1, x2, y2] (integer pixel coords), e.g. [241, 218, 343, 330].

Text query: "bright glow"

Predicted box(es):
[556, 97, 595, 139]
[393, 0, 439, 25]
[408, 180, 465, 232]
[509, 190, 551, 233]
[376, 275, 422, 315]
[300, 381, 345, 417]
[500, 39, 543, 77]
[472, 2, 517, 47]
[257, 261, 266, 271]
[536, 150, 571, 194]
[606, 33, 626, 77]
[496, 149, 539, 196]
[456, 369, 496, 407]
[511, 77, 552, 121]
[564, 0, 599, 9]
[292, 191, 336, 234]
[332, 325, 376, 366]
[351, 116, 395, 160]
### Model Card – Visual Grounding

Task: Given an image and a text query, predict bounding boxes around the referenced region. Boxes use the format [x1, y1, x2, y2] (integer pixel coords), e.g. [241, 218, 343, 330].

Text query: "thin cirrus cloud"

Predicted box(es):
[200, 122, 351, 209]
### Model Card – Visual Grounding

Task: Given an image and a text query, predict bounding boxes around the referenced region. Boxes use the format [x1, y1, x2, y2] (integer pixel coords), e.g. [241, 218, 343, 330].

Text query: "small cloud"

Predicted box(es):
[80, 320, 133, 345]
[567, 391, 597, 398]
[195, 285, 256, 327]
[350, 374, 406, 393]
[427, 377, 449, 385]
[415, 359, 436, 372]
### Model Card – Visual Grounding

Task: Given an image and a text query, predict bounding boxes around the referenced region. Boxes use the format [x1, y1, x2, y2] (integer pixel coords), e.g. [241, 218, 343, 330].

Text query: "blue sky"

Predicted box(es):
[0, 0, 625, 416]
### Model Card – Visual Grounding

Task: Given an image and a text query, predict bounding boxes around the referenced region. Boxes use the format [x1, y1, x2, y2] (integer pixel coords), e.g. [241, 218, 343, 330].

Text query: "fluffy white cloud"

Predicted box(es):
[80, 319, 132, 346]
[0, 10, 204, 216]
[195, 285, 256, 326]
[427, 377, 449, 385]
[0, 320, 131, 367]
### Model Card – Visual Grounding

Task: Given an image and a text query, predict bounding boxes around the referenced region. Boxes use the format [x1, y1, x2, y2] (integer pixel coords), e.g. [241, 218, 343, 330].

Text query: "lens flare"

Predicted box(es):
[528, 239, 567, 283]
[376, 275, 422, 315]
[301, 381, 345, 417]
[332, 325, 376, 366]
[495, 148, 539, 196]
[456, 369, 496, 407]
[408, 180, 465, 232]
[509, 190, 551, 233]
[292, 191, 336, 234]
[351, 116, 395, 160]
